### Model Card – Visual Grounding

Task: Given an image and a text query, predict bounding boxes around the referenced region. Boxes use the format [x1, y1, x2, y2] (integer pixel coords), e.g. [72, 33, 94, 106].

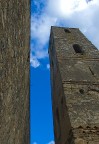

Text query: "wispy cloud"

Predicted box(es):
[31, 14, 57, 45]
[30, 54, 40, 68]
[47, 141, 55, 144]
[31, 14, 57, 68]
[31, 0, 99, 68]
[32, 141, 55, 144]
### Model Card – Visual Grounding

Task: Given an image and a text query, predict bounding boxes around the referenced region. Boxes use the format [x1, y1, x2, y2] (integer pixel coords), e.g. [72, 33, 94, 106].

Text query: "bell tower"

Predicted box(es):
[49, 26, 99, 144]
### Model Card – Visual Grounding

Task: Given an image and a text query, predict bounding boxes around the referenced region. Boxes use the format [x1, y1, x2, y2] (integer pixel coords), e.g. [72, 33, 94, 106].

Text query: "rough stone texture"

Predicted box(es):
[49, 26, 99, 144]
[0, 1, 30, 144]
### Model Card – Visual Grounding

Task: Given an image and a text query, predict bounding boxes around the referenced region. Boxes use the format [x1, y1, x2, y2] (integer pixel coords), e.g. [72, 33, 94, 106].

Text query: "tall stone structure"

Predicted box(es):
[0, 1, 30, 144]
[49, 26, 99, 144]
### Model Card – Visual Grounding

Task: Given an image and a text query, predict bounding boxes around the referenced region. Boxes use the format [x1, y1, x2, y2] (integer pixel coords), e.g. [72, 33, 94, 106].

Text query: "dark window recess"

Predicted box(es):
[79, 89, 84, 94]
[73, 44, 84, 54]
[64, 29, 71, 33]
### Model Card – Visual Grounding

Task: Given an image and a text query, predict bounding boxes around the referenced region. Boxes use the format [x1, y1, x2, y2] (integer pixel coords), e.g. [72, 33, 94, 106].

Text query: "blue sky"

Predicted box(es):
[30, 0, 99, 144]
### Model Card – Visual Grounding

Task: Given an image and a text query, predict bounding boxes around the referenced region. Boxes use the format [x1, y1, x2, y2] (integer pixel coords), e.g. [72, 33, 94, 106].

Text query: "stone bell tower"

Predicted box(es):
[0, 1, 30, 144]
[49, 26, 99, 144]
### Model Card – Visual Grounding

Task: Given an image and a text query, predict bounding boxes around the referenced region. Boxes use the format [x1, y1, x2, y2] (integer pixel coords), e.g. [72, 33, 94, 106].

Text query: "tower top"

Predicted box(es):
[49, 26, 99, 82]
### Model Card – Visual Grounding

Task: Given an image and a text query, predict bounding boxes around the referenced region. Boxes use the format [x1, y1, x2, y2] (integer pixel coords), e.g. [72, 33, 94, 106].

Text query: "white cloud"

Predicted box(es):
[31, 14, 57, 45]
[31, 14, 57, 68]
[30, 54, 40, 68]
[31, 0, 99, 68]
[47, 0, 96, 18]
[31, 42, 48, 59]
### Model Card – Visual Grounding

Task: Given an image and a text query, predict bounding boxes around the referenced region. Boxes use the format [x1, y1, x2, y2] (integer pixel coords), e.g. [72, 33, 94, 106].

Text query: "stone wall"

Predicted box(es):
[0, 1, 30, 143]
[49, 26, 99, 144]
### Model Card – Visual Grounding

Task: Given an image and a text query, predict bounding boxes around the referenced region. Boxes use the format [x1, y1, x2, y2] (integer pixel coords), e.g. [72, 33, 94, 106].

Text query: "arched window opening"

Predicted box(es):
[64, 29, 71, 33]
[73, 44, 83, 54]
[79, 89, 84, 94]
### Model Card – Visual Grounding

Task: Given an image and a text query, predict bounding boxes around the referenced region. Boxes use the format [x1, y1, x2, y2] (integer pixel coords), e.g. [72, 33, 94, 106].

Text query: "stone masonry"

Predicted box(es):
[0, 1, 30, 144]
[49, 26, 99, 144]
